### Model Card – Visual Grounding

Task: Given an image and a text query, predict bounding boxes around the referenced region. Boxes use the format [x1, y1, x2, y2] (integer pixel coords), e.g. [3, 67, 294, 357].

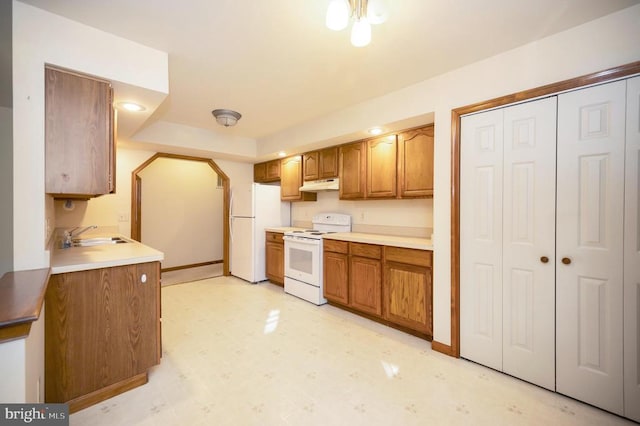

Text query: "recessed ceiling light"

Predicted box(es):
[278, 151, 286, 157]
[118, 102, 146, 112]
[368, 127, 383, 135]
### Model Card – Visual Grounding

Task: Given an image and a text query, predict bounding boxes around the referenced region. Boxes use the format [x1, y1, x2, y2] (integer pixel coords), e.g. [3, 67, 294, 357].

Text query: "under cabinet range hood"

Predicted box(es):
[299, 178, 339, 192]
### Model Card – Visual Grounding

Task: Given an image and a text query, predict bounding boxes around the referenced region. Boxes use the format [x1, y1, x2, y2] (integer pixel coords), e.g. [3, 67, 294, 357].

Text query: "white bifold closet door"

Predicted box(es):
[460, 97, 557, 390]
[624, 75, 640, 422]
[556, 80, 626, 415]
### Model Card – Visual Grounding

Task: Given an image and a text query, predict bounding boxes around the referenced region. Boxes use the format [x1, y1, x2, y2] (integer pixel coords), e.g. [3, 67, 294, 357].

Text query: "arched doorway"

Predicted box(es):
[131, 153, 230, 276]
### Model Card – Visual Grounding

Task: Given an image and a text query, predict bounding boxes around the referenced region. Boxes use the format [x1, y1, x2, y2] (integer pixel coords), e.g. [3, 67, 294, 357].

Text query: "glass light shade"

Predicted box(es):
[326, 0, 349, 31]
[351, 18, 371, 47]
[367, 0, 389, 25]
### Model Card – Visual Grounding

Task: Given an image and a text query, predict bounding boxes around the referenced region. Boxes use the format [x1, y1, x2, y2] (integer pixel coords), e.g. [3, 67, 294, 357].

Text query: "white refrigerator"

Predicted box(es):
[230, 183, 290, 283]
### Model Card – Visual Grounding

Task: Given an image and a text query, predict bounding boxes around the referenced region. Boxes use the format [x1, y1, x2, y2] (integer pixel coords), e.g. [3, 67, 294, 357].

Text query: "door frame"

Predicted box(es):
[131, 153, 231, 276]
[443, 60, 640, 358]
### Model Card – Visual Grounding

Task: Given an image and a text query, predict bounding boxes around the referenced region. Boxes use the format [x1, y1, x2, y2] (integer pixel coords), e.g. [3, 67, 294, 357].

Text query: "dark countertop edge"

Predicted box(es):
[0, 268, 51, 342]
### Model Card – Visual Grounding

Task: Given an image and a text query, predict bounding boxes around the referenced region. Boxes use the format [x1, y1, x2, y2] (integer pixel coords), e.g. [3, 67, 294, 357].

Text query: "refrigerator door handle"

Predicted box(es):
[229, 216, 234, 243]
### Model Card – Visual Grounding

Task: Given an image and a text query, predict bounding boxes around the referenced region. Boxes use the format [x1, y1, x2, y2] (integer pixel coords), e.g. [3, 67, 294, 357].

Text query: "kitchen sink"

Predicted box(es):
[64, 237, 130, 248]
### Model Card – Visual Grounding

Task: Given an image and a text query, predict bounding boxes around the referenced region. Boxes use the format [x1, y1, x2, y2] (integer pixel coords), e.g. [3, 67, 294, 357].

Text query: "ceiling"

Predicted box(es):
[15, 0, 640, 147]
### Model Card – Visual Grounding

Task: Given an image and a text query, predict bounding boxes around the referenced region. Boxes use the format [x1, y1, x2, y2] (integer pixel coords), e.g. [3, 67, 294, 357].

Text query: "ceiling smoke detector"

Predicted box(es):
[211, 109, 242, 127]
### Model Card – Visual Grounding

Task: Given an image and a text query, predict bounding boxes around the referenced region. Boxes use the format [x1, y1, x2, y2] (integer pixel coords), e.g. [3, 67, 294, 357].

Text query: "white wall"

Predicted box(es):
[292, 192, 432, 237]
[10, 0, 168, 405]
[139, 158, 223, 268]
[257, 5, 640, 347]
[12, 0, 168, 271]
[54, 147, 157, 237]
[0, 106, 12, 275]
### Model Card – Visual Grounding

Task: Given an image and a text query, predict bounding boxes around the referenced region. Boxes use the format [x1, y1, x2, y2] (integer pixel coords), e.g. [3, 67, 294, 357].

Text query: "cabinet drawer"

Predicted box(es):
[350, 242, 381, 259]
[324, 239, 348, 254]
[266, 231, 284, 244]
[385, 246, 432, 267]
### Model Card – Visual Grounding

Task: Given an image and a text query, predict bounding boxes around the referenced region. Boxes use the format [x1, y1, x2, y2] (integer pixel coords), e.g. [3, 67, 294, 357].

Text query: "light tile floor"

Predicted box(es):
[71, 276, 634, 425]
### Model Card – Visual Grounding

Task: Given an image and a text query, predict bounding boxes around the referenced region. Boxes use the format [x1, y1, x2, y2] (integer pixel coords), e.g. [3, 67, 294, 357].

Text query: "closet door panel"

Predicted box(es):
[556, 80, 626, 415]
[460, 109, 504, 370]
[624, 75, 640, 423]
[502, 97, 557, 391]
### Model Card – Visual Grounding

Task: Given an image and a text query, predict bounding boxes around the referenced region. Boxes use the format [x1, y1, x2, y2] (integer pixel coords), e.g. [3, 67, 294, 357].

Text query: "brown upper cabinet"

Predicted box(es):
[303, 147, 338, 181]
[367, 135, 397, 199]
[397, 125, 434, 197]
[45, 66, 115, 198]
[339, 141, 366, 199]
[253, 159, 281, 183]
[280, 155, 317, 202]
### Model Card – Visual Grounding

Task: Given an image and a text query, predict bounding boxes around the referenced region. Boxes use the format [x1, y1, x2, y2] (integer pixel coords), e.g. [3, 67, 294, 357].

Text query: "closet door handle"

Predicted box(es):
[561, 257, 571, 265]
[540, 256, 549, 264]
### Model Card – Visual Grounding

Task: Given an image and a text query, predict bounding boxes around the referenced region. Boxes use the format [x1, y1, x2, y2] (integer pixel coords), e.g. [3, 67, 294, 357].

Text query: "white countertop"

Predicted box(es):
[50, 235, 164, 274]
[323, 232, 433, 250]
[265, 227, 307, 233]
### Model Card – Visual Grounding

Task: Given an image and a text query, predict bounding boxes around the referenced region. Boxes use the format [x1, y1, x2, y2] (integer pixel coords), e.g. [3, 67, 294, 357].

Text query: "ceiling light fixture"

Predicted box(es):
[326, 0, 388, 47]
[118, 102, 146, 112]
[211, 109, 242, 127]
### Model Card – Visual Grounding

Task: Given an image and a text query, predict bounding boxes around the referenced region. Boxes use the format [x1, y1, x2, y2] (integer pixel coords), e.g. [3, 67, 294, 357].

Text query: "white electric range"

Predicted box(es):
[283, 213, 351, 305]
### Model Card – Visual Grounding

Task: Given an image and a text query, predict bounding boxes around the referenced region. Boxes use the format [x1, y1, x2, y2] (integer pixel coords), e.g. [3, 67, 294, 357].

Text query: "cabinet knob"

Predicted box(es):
[540, 256, 549, 264]
[561, 257, 571, 265]
[140, 273, 147, 283]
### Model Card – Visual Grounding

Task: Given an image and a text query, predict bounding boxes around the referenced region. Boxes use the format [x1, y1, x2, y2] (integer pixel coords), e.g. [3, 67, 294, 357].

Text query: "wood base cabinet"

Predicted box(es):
[45, 262, 160, 412]
[349, 243, 382, 316]
[323, 240, 349, 304]
[265, 231, 285, 285]
[323, 239, 433, 338]
[383, 247, 432, 335]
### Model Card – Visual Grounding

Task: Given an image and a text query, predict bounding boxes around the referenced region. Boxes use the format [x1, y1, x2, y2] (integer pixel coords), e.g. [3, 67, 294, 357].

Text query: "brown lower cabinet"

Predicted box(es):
[265, 231, 285, 285]
[323, 240, 432, 338]
[45, 261, 161, 413]
[383, 247, 432, 334]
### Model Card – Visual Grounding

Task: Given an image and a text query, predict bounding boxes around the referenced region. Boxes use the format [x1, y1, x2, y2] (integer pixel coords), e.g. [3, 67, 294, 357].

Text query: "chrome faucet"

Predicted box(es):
[63, 225, 97, 248]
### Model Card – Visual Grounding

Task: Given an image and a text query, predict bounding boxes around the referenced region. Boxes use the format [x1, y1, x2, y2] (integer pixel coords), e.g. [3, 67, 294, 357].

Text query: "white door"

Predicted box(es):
[460, 108, 504, 370]
[556, 80, 626, 415]
[502, 98, 557, 390]
[624, 75, 640, 423]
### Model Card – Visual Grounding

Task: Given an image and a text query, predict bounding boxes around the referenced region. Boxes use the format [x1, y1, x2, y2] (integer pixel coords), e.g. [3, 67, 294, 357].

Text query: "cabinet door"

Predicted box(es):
[266, 160, 281, 181]
[45, 67, 113, 196]
[281, 156, 303, 200]
[398, 126, 433, 197]
[254, 162, 267, 182]
[303, 151, 319, 181]
[556, 80, 625, 415]
[324, 251, 349, 304]
[349, 256, 382, 316]
[384, 261, 432, 334]
[319, 147, 339, 179]
[339, 142, 366, 199]
[367, 135, 397, 198]
[45, 262, 160, 404]
[266, 241, 284, 285]
[281, 156, 316, 201]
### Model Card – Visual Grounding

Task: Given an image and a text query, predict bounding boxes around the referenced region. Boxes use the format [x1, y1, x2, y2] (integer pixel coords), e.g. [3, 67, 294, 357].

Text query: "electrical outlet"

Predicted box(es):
[360, 212, 365, 220]
[118, 212, 130, 222]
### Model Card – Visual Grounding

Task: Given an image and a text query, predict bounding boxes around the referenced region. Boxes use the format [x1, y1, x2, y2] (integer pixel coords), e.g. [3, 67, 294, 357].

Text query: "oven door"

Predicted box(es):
[283, 236, 321, 287]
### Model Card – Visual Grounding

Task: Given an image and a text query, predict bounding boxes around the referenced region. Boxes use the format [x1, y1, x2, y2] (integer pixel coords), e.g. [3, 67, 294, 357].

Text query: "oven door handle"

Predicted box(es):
[283, 236, 320, 246]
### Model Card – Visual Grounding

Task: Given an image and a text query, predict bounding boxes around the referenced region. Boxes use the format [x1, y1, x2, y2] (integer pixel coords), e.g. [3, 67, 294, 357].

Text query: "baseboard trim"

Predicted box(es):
[431, 340, 455, 357]
[67, 372, 148, 413]
[161, 260, 222, 273]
